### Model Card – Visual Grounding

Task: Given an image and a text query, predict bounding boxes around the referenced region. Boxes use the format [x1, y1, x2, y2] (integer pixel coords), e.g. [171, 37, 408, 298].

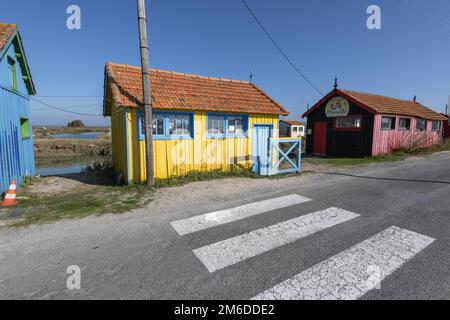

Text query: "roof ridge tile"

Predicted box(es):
[107, 62, 249, 84]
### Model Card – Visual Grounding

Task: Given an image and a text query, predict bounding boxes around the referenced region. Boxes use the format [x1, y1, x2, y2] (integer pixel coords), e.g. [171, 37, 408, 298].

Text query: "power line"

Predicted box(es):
[388, 0, 450, 36]
[31, 103, 102, 110]
[240, 0, 324, 96]
[30, 96, 103, 117]
[0, 84, 103, 116]
[405, 0, 450, 34]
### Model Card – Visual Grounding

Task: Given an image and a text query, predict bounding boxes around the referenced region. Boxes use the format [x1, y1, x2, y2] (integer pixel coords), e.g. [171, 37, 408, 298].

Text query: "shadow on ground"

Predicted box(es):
[304, 171, 450, 185]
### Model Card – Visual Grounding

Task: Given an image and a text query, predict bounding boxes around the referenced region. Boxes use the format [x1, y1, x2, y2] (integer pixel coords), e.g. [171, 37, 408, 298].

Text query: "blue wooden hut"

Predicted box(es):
[0, 23, 36, 193]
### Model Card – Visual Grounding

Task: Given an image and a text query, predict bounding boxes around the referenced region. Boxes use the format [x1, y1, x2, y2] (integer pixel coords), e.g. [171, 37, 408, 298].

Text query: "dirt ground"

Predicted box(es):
[26, 160, 340, 197]
[27, 176, 94, 195]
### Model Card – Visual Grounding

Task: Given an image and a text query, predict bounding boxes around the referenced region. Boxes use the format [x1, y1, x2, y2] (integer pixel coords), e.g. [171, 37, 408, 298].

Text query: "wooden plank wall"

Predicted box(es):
[372, 114, 443, 156]
[125, 109, 278, 182]
[0, 37, 35, 193]
[305, 98, 374, 158]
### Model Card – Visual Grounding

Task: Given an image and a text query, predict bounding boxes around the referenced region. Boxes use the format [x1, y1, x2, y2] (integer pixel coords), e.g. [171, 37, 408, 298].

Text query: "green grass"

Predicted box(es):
[0, 168, 257, 228]
[154, 167, 260, 188]
[1, 184, 153, 228]
[403, 138, 450, 155]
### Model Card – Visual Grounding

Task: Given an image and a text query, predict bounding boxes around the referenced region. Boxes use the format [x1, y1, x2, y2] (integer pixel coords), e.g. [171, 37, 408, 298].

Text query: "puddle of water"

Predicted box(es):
[49, 132, 103, 140]
[36, 165, 87, 176]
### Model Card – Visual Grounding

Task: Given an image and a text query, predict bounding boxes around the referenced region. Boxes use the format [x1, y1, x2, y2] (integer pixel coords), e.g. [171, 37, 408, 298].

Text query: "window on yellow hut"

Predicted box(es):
[169, 114, 191, 136]
[138, 111, 193, 140]
[152, 114, 164, 136]
[228, 116, 245, 136]
[207, 114, 248, 138]
[207, 115, 225, 136]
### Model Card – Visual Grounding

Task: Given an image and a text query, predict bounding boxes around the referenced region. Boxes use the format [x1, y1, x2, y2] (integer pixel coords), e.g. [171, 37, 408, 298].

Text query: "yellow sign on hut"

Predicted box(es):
[325, 96, 350, 118]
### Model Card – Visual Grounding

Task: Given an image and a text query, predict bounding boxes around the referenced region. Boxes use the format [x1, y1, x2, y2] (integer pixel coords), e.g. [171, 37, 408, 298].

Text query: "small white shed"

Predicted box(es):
[279, 120, 306, 138]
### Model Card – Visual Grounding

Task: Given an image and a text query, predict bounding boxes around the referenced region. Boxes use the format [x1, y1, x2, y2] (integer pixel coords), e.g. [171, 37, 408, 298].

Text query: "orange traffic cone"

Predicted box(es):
[0, 180, 17, 207]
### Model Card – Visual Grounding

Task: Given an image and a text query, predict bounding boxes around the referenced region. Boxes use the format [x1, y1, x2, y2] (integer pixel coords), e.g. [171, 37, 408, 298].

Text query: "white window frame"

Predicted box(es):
[431, 120, 441, 132]
[381, 116, 396, 130]
[416, 119, 427, 132]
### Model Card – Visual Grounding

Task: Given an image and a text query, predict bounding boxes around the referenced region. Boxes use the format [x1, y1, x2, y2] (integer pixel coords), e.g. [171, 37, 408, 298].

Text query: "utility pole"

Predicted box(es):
[447, 96, 449, 114]
[137, 0, 154, 186]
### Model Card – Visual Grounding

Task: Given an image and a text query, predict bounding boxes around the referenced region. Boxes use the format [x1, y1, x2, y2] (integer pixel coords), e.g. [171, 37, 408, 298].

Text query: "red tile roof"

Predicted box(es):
[304, 89, 446, 121]
[341, 90, 446, 121]
[0, 23, 16, 52]
[281, 119, 305, 126]
[105, 62, 288, 115]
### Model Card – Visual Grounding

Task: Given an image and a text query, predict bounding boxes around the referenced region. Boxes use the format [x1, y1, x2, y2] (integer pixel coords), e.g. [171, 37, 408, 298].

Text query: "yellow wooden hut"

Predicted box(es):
[103, 62, 289, 183]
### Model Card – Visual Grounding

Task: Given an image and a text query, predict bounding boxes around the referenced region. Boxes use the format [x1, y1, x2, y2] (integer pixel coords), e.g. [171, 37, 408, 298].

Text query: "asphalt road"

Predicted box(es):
[1, 152, 449, 300]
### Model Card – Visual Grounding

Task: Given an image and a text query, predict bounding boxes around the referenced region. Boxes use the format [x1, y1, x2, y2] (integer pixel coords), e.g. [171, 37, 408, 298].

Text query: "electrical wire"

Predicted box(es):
[405, 0, 450, 34]
[388, 0, 450, 36]
[29, 96, 103, 117]
[31, 103, 103, 110]
[240, 0, 324, 96]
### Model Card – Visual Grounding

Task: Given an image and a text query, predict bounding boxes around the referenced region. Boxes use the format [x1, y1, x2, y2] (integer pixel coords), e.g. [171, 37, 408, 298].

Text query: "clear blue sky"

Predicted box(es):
[2, 0, 450, 126]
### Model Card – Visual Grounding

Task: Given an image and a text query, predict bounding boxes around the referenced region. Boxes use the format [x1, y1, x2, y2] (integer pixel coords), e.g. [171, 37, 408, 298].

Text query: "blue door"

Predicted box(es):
[252, 125, 272, 175]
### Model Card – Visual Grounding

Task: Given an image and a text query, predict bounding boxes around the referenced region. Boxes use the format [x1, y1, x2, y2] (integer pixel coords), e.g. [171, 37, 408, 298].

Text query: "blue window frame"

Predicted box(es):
[137, 110, 146, 140]
[206, 114, 248, 138]
[138, 111, 194, 140]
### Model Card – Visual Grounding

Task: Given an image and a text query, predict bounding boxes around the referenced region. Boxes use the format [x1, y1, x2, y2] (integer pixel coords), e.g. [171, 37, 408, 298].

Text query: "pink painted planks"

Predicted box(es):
[372, 114, 442, 156]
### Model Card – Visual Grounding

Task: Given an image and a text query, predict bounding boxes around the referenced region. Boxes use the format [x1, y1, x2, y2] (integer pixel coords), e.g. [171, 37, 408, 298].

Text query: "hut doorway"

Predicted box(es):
[313, 122, 327, 156]
[252, 124, 272, 175]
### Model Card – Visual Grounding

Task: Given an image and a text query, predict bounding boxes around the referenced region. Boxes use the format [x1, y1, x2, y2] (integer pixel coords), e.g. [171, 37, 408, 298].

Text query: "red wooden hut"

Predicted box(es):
[302, 87, 446, 157]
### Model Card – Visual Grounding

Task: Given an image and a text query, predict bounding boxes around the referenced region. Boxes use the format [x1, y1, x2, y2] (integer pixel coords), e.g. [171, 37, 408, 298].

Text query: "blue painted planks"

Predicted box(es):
[0, 34, 35, 193]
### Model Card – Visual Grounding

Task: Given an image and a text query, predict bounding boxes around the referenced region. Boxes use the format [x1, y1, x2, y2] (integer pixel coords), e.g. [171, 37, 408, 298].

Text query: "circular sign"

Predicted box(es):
[325, 97, 350, 117]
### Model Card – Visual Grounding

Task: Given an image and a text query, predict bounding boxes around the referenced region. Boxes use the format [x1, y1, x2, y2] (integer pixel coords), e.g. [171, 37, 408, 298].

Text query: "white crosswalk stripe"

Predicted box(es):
[170, 194, 312, 236]
[193, 207, 360, 273]
[252, 226, 435, 300]
[172, 195, 435, 299]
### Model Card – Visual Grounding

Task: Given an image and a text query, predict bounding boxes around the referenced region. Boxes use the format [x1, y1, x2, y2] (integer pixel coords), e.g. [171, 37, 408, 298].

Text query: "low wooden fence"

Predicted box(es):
[259, 138, 302, 176]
